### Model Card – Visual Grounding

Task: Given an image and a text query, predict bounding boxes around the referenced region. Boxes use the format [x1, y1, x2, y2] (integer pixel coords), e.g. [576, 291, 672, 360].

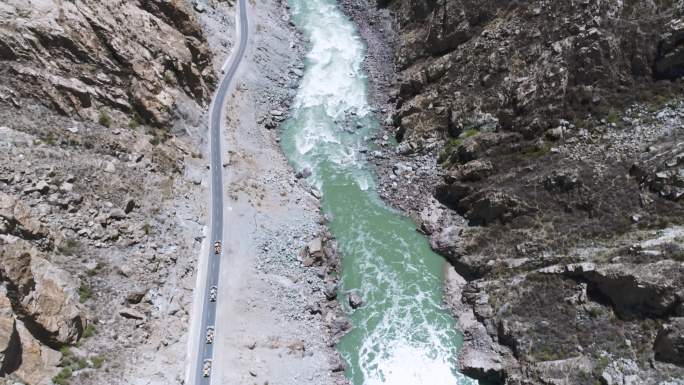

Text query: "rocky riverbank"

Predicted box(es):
[341, 0, 684, 384]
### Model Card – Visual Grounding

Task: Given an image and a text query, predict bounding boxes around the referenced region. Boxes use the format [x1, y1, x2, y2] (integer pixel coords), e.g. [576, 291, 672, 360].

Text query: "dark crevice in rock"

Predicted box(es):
[461, 366, 506, 385]
[0, 319, 21, 376]
[564, 271, 680, 321]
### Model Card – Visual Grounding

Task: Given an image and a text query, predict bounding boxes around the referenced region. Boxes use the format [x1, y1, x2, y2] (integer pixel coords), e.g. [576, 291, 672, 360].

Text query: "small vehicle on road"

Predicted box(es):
[209, 286, 218, 302]
[206, 326, 215, 344]
[202, 359, 212, 377]
[214, 241, 221, 255]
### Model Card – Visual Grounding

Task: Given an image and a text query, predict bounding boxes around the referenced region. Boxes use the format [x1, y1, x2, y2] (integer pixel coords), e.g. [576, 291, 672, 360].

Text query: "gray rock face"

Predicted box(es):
[0, 0, 215, 125]
[654, 317, 684, 365]
[600, 358, 641, 385]
[382, 0, 683, 144]
[353, 0, 684, 383]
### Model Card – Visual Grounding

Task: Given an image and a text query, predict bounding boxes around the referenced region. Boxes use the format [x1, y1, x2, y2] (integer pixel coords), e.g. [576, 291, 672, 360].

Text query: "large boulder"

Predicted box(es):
[0, 192, 48, 241]
[0, 236, 87, 346]
[654, 317, 684, 365]
[13, 320, 61, 385]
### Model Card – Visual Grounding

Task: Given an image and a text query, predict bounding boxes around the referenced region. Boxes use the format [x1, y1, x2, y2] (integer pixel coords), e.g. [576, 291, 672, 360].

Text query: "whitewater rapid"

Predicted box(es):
[281, 1, 476, 384]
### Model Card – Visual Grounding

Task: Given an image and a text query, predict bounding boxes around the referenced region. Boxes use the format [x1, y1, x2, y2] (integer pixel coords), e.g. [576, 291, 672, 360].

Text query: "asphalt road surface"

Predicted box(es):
[192, 0, 249, 383]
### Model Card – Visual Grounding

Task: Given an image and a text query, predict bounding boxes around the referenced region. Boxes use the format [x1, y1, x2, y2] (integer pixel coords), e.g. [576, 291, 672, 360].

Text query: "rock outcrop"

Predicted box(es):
[357, 0, 684, 383]
[0, 0, 215, 127]
[1, 235, 88, 346]
[383, 0, 683, 144]
[654, 317, 684, 365]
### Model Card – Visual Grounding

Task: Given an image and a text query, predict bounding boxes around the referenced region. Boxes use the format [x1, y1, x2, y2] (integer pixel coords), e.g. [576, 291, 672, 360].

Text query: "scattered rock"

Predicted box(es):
[108, 208, 127, 220]
[307, 237, 324, 259]
[295, 168, 312, 179]
[119, 307, 145, 321]
[124, 199, 137, 214]
[104, 162, 116, 173]
[125, 290, 147, 305]
[348, 292, 363, 309]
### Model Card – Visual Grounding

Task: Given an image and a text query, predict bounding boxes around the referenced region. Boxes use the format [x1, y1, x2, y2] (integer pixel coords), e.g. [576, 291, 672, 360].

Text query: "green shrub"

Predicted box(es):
[78, 283, 93, 303]
[53, 367, 72, 385]
[91, 355, 105, 369]
[83, 324, 97, 338]
[521, 143, 551, 159]
[606, 111, 619, 125]
[128, 113, 141, 129]
[163, 71, 174, 84]
[437, 138, 463, 164]
[462, 128, 479, 138]
[98, 110, 112, 128]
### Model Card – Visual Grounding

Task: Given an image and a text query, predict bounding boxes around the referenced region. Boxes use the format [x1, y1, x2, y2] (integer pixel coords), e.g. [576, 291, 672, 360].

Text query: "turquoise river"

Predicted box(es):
[281, 1, 477, 384]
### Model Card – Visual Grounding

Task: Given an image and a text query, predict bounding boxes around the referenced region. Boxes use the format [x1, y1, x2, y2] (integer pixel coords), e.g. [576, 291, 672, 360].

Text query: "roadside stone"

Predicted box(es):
[124, 199, 137, 214]
[59, 182, 73, 192]
[24, 181, 49, 195]
[108, 208, 126, 220]
[104, 162, 116, 173]
[125, 290, 147, 305]
[119, 307, 145, 321]
[0, 285, 20, 376]
[324, 283, 338, 301]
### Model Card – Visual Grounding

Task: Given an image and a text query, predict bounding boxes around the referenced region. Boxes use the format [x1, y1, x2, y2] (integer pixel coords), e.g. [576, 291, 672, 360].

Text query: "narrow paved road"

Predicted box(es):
[192, 0, 249, 384]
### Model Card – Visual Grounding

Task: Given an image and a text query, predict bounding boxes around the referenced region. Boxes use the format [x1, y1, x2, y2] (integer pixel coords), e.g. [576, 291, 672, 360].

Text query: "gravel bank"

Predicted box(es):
[196, 0, 349, 384]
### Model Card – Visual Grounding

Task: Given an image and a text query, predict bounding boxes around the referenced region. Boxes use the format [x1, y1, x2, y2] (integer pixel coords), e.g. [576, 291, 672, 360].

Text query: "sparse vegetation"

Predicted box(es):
[83, 324, 97, 338]
[163, 71, 173, 83]
[462, 128, 479, 138]
[98, 110, 112, 127]
[91, 355, 105, 369]
[58, 238, 81, 256]
[521, 143, 551, 159]
[128, 113, 141, 129]
[437, 138, 463, 164]
[85, 263, 101, 277]
[53, 367, 72, 385]
[606, 110, 619, 125]
[78, 283, 93, 303]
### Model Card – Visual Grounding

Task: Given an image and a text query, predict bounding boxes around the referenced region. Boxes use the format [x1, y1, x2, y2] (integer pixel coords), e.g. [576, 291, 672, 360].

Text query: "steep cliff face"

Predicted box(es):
[0, 0, 215, 127]
[371, 0, 684, 384]
[0, 0, 225, 384]
[387, 0, 684, 143]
